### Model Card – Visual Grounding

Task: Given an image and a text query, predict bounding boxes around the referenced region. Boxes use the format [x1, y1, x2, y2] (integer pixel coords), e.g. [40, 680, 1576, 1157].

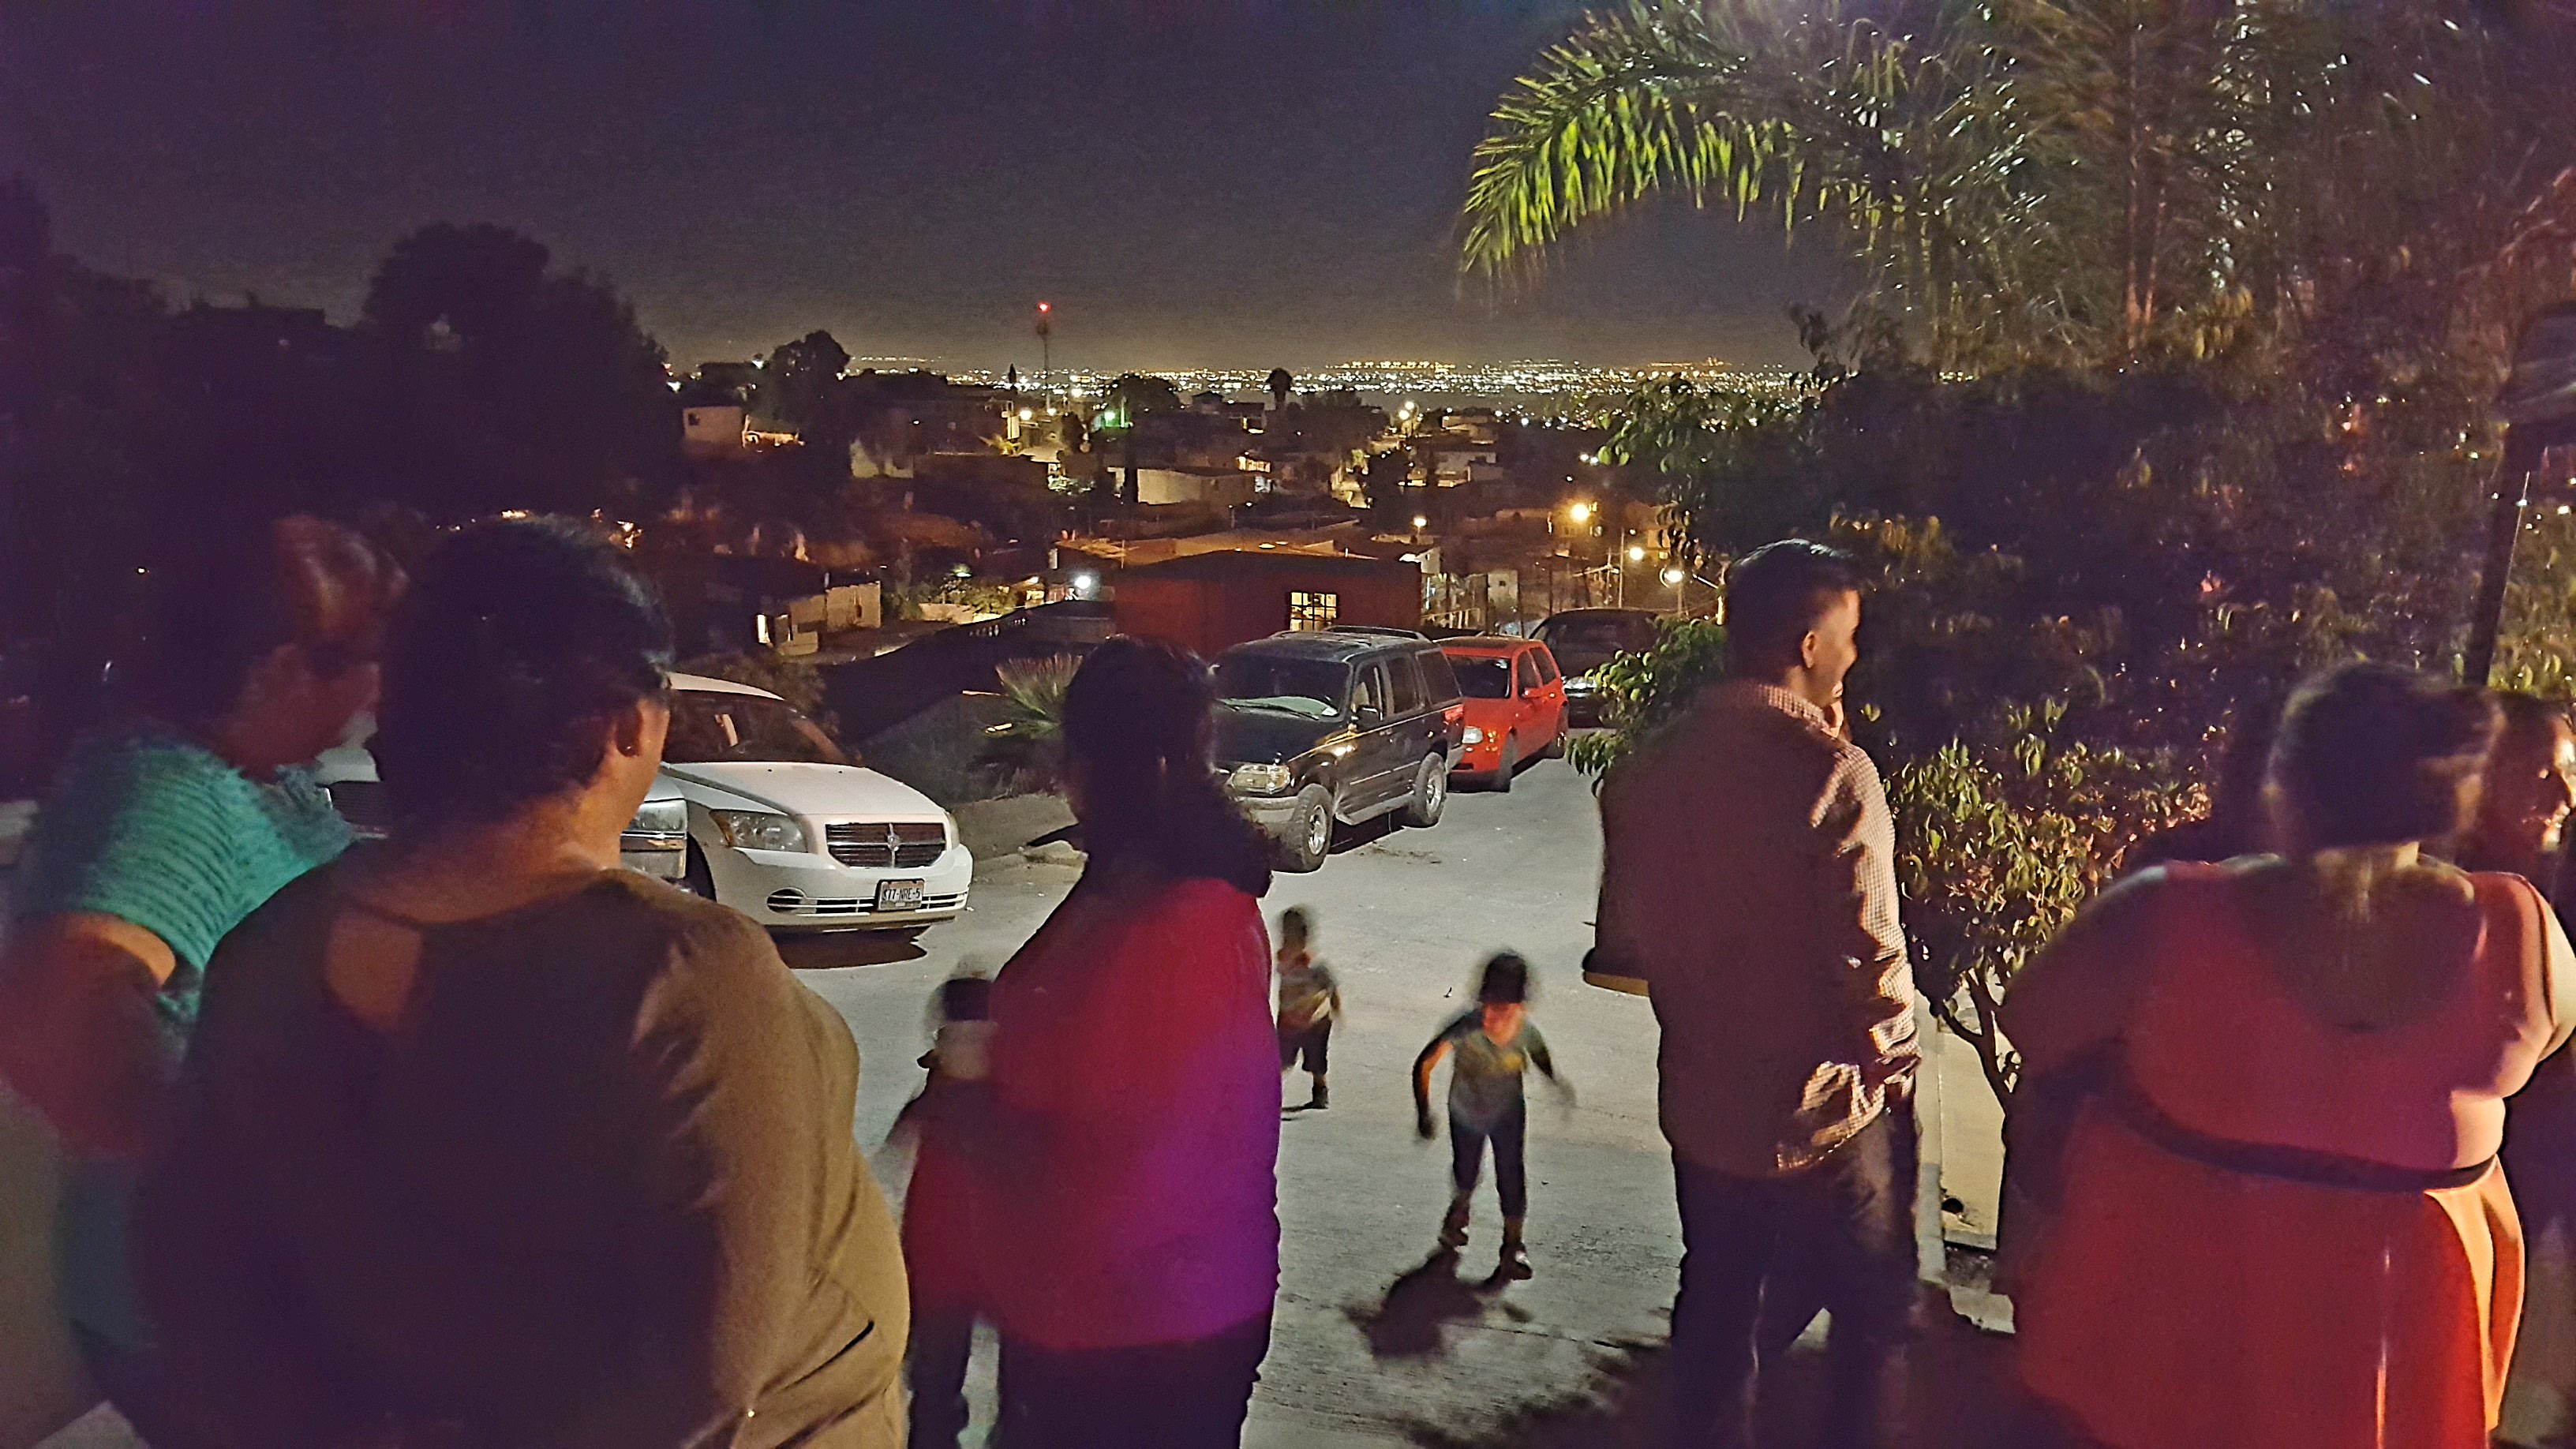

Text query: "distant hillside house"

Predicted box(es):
[1113, 549, 1422, 658]
[1134, 466, 1259, 509]
[682, 402, 748, 459]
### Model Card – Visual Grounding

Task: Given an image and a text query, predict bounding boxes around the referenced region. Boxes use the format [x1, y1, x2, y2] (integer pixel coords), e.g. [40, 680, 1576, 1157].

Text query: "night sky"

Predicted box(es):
[0, 2, 1852, 373]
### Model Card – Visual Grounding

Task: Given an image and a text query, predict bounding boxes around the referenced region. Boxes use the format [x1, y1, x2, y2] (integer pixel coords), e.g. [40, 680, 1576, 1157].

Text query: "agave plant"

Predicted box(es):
[979, 653, 1084, 790]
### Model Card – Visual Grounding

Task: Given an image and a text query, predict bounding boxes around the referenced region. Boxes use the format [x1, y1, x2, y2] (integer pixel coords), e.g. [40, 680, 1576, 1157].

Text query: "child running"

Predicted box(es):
[1413, 952, 1571, 1281]
[891, 973, 996, 1449]
[1275, 905, 1343, 1110]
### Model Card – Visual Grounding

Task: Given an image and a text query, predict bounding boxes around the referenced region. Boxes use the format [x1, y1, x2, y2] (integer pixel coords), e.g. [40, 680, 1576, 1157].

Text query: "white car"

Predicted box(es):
[661, 672, 972, 934]
[313, 676, 971, 936]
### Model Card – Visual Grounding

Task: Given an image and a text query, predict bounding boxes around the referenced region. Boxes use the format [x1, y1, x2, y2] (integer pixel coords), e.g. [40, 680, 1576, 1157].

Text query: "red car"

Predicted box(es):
[1439, 636, 1567, 792]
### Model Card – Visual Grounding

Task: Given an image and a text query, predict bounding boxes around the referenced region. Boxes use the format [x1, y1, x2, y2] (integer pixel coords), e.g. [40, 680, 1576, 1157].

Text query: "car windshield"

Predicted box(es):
[1451, 655, 1514, 699]
[1215, 655, 1347, 719]
[666, 691, 850, 766]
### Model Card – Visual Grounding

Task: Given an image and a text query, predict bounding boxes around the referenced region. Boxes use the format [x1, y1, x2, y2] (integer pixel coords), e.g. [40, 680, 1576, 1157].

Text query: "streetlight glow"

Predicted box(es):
[1412, 515, 1428, 530]
[1627, 544, 1647, 562]
[1662, 567, 1687, 586]
[1070, 571, 1098, 597]
[1018, 407, 1034, 421]
[1567, 501, 1593, 524]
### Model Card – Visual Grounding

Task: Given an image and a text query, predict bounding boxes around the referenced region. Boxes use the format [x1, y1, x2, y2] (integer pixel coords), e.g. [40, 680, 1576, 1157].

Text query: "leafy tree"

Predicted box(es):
[361, 222, 676, 520]
[1561, 615, 1728, 777]
[764, 328, 852, 442]
[1096, 373, 1182, 428]
[1462, 0, 2576, 376]
[1887, 708, 2191, 1103]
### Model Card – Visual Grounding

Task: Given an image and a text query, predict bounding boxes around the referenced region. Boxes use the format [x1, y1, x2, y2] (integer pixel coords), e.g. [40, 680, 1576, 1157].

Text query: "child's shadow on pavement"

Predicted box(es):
[1350, 1249, 1530, 1360]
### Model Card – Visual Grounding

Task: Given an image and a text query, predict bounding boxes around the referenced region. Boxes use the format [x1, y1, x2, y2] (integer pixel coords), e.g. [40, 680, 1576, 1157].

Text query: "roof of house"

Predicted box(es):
[1118, 549, 1421, 584]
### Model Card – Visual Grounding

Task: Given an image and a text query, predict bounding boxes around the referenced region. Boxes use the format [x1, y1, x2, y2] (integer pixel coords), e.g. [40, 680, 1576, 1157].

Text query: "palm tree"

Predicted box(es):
[1455, 0, 2483, 373]
[1266, 367, 1294, 411]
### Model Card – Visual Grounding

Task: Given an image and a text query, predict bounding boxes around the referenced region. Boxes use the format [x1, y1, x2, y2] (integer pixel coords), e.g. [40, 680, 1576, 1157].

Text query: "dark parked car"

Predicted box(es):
[1212, 628, 1465, 871]
[1533, 608, 1661, 728]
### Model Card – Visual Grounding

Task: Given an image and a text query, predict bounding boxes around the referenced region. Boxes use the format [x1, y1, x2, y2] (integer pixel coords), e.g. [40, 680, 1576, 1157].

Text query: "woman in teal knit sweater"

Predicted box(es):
[0, 516, 401, 1408]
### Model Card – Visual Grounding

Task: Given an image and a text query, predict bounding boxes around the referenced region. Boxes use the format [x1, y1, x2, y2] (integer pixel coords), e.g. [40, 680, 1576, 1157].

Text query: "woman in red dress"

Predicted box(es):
[2006, 664, 2576, 1448]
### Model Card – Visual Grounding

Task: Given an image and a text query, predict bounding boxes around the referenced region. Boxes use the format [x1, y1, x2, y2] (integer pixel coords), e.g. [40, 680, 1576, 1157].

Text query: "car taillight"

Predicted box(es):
[1444, 703, 1464, 724]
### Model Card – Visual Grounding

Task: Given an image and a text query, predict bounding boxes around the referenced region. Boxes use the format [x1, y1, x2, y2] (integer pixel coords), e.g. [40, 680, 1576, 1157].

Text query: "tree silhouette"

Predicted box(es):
[361, 222, 676, 520]
[1266, 366, 1294, 410]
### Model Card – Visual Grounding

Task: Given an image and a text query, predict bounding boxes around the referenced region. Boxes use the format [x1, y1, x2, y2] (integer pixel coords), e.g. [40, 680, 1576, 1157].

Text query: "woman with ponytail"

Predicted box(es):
[982, 637, 1280, 1448]
[2004, 663, 2576, 1447]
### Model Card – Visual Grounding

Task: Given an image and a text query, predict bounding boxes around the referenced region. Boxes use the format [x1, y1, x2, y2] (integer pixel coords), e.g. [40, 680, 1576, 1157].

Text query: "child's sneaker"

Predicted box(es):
[1309, 1079, 1329, 1110]
[1438, 1200, 1470, 1250]
[1498, 1238, 1533, 1281]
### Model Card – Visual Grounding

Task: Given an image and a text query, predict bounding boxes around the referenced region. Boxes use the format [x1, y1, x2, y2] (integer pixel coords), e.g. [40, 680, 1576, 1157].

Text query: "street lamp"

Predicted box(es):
[1662, 565, 1687, 614]
[1412, 514, 1428, 530]
[1566, 501, 1593, 525]
[1627, 544, 1646, 562]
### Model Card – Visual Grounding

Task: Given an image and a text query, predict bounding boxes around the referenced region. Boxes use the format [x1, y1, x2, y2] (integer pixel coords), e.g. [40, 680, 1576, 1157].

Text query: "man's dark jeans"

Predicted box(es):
[1667, 1100, 1919, 1449]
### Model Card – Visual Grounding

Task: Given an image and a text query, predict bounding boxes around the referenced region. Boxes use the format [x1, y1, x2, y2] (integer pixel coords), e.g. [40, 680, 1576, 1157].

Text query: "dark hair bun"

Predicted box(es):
[1061, 635, 1272, 897]
[2269, 662, 2499, 851]
[375, 518, 672, 829]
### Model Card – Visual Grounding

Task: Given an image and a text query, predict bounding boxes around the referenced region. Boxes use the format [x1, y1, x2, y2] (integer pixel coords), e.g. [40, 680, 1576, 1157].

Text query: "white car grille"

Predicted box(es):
[824, 821, 947, 869]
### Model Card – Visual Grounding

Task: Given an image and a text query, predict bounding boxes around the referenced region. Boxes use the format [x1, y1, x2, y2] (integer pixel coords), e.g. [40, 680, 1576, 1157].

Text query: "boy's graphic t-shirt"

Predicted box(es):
[1436, 1009, 1552, 1125]
[1276, 953, 1338, 1032]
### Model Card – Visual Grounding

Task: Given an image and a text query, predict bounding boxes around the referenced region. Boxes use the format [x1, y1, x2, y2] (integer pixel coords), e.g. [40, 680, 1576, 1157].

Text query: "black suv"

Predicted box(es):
[1211, 627, 1466, 871]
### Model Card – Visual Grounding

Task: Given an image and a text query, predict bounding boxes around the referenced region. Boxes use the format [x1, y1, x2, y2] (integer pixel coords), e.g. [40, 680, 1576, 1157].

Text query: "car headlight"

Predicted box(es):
[1462, 725, 1486, 746]
[710, 809, 809, 852]
[1228, 763, 1296, 796]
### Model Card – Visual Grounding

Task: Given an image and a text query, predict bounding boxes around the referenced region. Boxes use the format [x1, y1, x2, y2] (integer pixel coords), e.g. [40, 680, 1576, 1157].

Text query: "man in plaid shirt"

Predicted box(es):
[1592, 539, 1919, 1449]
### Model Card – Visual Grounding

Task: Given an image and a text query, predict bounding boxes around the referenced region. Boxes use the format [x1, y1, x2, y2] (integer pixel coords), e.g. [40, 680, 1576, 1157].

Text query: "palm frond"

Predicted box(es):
[1460, 0, 1799, 275]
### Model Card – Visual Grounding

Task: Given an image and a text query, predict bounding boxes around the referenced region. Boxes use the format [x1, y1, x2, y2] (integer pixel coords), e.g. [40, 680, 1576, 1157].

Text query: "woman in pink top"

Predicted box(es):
[2005, 664, 2576, 1448]
[984, 638, 1281, 1449]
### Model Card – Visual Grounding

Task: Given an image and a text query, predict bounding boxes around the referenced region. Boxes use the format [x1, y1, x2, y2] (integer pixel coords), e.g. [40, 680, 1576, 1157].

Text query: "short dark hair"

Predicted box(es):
[1725, 539, 1863, 676]
[374, 518, 672, 829]
[934, 974, 993, 1025]
[2269, 663, 2499, 851]
[1279, 906, 1313, 948]
[144, 515, 405, 725]
[1477, 951, 1531, 1005]
[1061, 635, 1272, 897]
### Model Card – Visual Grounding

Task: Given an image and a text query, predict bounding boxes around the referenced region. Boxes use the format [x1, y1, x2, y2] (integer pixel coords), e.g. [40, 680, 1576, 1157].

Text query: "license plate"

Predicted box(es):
[875, 878, 927, 912]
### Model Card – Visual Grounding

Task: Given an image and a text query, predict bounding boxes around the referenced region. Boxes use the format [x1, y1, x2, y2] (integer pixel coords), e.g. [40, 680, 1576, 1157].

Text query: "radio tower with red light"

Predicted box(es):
[1035, 301, 1054, 414]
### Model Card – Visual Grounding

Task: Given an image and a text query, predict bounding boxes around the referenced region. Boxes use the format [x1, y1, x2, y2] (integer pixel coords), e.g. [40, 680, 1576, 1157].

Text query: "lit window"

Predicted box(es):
[1288, 591, 1339, 631]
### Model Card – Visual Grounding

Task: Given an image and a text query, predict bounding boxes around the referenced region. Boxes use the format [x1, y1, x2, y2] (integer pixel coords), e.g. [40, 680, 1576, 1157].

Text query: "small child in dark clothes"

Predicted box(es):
[892, 973, 995, 1449]
[1275, 906, 1343, 1110]
[1413, 952, 1571, 1280]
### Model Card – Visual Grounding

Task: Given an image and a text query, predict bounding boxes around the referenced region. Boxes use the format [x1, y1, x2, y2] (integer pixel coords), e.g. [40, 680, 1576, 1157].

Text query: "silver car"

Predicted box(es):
[313, 742, 691, 883]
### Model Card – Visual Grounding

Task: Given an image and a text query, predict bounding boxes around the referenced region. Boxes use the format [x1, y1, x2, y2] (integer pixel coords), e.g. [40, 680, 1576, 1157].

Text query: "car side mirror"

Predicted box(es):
[1354, 704, 1382, 725]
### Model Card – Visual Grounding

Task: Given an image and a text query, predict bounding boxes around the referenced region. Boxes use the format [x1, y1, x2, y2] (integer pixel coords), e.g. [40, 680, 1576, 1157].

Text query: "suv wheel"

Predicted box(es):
[1401, 754, 1447, 828]
[1277, 787, 1333, 873]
